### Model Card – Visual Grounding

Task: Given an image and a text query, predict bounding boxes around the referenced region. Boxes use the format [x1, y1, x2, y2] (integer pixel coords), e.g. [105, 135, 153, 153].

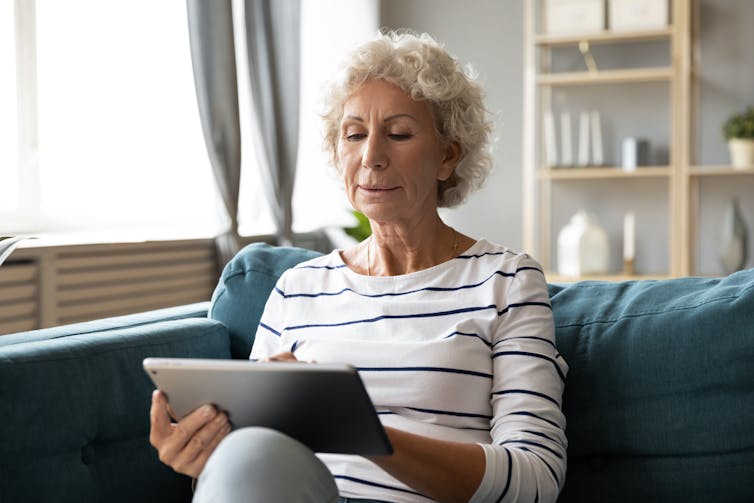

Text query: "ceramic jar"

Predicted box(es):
[557, 210, 609, 277]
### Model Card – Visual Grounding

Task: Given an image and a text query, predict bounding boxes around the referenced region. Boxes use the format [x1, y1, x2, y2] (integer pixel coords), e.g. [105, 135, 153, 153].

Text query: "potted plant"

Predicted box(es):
[722, 106, 754, 169]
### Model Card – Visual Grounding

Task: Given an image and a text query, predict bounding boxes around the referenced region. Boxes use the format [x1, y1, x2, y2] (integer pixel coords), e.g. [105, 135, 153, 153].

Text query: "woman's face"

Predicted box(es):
[337, 79, 459, 226]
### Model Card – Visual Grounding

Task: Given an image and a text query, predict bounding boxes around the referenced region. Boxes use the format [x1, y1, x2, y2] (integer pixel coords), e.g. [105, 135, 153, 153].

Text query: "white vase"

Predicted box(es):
[727, 139, 754, 170]
[557, 210, 609, 277]
[719, 199, 748, 275]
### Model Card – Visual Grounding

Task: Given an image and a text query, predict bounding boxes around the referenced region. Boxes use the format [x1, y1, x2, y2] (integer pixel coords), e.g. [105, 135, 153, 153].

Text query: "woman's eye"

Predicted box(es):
[346, 133, 366, 141]
[389, 134, 411, 141]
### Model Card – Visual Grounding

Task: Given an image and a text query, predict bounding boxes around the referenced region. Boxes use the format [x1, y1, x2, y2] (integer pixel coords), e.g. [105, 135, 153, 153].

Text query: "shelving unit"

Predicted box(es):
[522, 0, 693, 279]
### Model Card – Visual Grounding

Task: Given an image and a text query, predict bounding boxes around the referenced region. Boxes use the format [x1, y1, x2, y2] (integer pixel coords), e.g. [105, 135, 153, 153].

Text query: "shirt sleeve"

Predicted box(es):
[470, 254, 568, 503]
[248, 272, 289, 360]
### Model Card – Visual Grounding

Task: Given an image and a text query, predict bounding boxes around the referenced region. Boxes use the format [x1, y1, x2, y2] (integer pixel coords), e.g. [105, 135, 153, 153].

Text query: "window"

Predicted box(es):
[0, 0, 19, 212]
[293, 0, 378, 233]
[1, 0, 376, 239]
[1, 0, 234, 238]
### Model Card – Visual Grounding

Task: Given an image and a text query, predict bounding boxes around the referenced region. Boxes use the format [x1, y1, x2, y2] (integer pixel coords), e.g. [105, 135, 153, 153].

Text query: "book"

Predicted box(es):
[0, 236, 30, 267]
[577, 111, 590, 166]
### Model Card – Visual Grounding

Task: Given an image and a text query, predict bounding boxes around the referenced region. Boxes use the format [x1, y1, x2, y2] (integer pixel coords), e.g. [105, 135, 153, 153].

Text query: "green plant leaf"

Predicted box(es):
[344, 211, 372, 242]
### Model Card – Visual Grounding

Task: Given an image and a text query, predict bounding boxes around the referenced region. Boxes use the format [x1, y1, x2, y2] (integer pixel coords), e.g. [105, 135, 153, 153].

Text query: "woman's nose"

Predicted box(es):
[362, 134, 388, 170]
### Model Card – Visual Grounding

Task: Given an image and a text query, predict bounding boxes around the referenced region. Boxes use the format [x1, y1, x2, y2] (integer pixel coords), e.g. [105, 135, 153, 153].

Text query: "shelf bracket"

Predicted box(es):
[578, 40, 599, 73]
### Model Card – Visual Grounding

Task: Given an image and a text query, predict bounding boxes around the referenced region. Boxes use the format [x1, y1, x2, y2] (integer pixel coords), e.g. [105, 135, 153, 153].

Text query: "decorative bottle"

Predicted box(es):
[719, 198, 748, 275]
[557, 210, 609, 278]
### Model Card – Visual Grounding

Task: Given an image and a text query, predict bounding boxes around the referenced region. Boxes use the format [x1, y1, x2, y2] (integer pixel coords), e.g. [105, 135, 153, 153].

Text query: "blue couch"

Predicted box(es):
[1, 243, 752, 502]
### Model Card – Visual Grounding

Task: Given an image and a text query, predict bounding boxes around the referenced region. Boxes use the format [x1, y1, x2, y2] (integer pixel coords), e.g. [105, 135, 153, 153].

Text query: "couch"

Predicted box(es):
[1, 243, 752, 502]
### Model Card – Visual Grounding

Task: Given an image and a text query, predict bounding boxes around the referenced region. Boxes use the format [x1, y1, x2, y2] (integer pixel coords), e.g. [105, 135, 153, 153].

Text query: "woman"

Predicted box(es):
[150, 31, 567, 503]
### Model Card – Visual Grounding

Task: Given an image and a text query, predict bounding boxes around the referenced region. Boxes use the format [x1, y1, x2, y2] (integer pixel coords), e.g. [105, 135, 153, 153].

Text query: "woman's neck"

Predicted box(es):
[367, 216, 457, 276]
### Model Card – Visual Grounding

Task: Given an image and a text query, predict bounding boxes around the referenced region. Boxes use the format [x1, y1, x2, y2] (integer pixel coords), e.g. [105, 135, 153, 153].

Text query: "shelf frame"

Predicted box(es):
[534, 28, 674, 47]
[537, 67, 673, 86]
[690, 165, 754, 176]
[523, 0, 693, 279]
[539, 166, 671, 180]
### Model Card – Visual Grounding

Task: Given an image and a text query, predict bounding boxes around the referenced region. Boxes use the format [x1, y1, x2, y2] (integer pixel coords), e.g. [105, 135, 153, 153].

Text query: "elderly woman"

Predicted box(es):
[150, 31, 567, 503]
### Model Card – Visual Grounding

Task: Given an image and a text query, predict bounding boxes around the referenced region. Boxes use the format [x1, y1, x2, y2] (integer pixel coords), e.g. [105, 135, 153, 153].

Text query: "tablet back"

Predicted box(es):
[143, 358, 392, 456]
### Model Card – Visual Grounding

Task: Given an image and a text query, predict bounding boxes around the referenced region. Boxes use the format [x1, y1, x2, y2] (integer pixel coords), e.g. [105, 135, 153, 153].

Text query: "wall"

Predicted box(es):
[380, 0, 754, 275]
[380, 0, 525, 250]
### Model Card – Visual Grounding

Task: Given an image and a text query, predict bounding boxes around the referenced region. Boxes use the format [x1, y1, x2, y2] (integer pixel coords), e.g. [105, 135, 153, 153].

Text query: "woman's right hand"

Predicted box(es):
[149, 389, 231, 478]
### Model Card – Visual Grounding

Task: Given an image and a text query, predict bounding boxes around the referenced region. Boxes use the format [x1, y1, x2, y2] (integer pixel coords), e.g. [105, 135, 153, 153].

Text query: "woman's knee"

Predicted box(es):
[196, 427, 338, 503]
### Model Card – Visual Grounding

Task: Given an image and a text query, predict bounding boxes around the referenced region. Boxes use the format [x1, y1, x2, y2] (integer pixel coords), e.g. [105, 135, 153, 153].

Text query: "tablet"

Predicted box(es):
[143, 357, 392, 456]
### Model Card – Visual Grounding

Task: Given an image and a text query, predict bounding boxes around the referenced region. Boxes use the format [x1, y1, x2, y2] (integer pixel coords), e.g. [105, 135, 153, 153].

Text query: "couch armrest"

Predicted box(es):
[0, 315, 229, 503]
[0, 301, 210, 348]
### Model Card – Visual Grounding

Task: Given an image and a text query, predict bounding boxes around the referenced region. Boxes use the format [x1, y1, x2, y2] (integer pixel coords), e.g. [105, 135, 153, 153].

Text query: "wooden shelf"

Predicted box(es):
[539, 166, 671, 179]
[690, 165, 754, 176]
[537, 67, 673, 86]
[534, 28, 673, 47]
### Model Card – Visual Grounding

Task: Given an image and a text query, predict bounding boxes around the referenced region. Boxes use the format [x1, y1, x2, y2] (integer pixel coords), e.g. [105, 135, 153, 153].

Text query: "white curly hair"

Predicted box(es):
[322, 30, 493, 208]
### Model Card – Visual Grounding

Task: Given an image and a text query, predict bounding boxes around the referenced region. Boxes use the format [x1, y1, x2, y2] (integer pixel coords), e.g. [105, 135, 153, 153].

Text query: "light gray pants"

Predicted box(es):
[193, 427, 340, 503]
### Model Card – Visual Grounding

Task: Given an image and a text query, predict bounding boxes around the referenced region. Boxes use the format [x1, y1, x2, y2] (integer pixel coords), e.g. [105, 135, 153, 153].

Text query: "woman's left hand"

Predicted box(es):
[263, 351, 300, 362]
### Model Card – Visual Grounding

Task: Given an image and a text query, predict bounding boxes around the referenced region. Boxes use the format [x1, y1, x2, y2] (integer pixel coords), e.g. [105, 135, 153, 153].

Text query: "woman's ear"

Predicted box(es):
[438, 141, 462, 181]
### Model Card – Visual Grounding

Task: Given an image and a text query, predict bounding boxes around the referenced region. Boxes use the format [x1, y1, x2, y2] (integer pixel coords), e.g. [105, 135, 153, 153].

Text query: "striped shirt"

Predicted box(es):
[250, 239, 568, 502]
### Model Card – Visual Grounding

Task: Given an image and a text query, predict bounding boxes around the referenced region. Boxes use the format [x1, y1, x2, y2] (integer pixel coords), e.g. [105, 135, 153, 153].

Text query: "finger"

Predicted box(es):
[149, 390, 173, 446]
[170, 412, 231, 476]
[158, 404, 218, 465]
[182, 415, 233, 477]
[265, 351, 299, 362]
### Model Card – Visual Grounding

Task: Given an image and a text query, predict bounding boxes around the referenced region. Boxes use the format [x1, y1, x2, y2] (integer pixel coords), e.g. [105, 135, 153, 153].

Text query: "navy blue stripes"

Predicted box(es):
[496, 447, 513, 503]
[281, 301, 550, 332]
[285, 305, 495, 331]
[293, 264, 348, 270]
[258, 322, 280, 337]
[358, 366, 492, 379]
[522, 429, 558, 443]
[275, 266, 541, 300]
[492, 389, 561, 407]
[457, 250, 514, 260]
[498, 302, 551, 316]
[333, 475, 427, 498]
[492, 350, 566, 382]
[407, 406, 492, 420]
[519, 446, 560, 486]
[443, 331, 492, 348]
[507, 411, 561, 429]
[492, 335, 556, 350]
[500, 439, 563, 459]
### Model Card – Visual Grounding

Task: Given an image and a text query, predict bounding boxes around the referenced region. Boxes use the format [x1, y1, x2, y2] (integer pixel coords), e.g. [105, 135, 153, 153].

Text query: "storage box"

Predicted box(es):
[608, 0, 668, 31]
[545, 0, 605, 35]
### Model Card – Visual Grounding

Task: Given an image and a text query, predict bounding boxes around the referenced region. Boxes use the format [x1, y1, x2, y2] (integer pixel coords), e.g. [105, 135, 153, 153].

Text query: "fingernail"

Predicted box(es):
[201, 405, 215, 418]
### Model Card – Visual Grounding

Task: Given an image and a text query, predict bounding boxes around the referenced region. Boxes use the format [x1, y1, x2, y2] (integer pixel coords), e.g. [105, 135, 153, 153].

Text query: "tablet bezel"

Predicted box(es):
[143, 357, 392, 456]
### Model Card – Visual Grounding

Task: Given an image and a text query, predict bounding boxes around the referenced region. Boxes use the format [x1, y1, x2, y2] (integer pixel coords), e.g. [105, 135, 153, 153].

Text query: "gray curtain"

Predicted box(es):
[244, 0, 301, 246]
[186, 0, 242, 268]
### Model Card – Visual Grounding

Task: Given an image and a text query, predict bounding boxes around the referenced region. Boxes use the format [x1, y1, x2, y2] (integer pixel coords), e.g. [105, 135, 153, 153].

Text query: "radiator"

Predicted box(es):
[0, 260, 39, 334]
[0, 239, 218, 335]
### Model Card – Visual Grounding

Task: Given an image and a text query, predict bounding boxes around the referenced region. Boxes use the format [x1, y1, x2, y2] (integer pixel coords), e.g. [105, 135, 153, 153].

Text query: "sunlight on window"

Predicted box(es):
[0, 1, 19, 212]
[293, 0, 378, 233]
[34, 0, 217, 236]
[232, 0, 275, 237]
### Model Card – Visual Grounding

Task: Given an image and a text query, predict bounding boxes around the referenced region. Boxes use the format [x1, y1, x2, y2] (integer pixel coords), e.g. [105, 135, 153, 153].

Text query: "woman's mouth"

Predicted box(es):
[359, 185, 399, 192]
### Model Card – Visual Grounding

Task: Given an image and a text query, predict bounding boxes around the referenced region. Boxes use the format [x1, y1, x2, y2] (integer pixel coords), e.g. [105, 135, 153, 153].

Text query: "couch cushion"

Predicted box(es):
[0, 317, 231, 503]
[209, 242, 322, 359]
[549, 268, 754, 502]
